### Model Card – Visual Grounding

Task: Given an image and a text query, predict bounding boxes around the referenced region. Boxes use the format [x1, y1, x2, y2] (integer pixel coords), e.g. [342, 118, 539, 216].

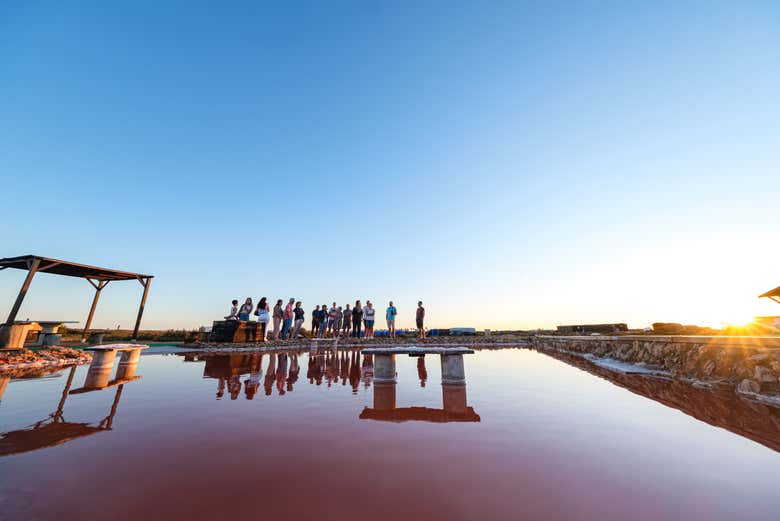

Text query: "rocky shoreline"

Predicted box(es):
[0, 347, 93, 376]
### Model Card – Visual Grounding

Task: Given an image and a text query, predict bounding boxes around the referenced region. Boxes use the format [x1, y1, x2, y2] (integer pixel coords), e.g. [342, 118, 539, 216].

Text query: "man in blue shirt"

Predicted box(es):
[386, 301, 398, 338]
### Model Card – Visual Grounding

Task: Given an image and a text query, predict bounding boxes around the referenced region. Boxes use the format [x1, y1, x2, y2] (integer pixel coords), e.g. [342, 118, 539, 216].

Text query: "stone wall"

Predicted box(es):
[531, 335, 780, 398]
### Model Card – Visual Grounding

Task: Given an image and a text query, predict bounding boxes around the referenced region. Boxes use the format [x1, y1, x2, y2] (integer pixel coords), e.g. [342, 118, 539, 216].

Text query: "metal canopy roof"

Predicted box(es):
[0, 255, 152, 281]
[759, 285, 780, 304]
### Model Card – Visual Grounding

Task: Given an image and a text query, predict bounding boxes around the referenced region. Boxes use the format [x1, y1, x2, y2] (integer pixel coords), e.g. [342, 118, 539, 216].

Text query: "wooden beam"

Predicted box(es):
[131, 277, 151, 341]
[38, 261, 62, 272]
[5, 258, 41, 325]
[81, 280, 109, 342]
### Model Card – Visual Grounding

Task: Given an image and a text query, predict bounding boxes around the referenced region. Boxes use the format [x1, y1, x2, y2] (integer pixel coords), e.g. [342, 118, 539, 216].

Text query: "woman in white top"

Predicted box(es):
[363, 301, 376, 339]
[254, 297, 271, 342]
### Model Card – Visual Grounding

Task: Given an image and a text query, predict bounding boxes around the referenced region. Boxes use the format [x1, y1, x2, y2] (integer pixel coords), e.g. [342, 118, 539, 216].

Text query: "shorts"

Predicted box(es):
[364, 319, 374, 328]
[416, 318, 424, 329]
[387, 319, 395, 328]
[239, 313, 250, 321]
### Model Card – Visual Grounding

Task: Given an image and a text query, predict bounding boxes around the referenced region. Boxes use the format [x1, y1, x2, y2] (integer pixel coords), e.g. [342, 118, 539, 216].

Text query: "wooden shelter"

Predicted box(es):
[0, 255, 153, 344]
[759, 285, 780, 305]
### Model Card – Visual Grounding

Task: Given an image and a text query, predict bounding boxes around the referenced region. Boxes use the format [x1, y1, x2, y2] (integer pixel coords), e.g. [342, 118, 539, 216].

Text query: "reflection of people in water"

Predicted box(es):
[264, 354, 277, 396]
[417, 356, 427, 388]
[349, 351, 361, 393]
[361, 353, 374, 389]
[287, 354, 300, 391]
[228, 375, 242, 400]
[276, 353, 288, 395]
[340, 350, 349, 386]
[217, 377, 226, 399]
[244, 354, 264, 400]
[326, 350, 339, 387]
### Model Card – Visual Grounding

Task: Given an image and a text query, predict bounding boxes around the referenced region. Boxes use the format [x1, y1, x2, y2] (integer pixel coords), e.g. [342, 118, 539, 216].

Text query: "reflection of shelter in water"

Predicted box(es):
[360, 352, 480, 423]
[0, 346, 145, 457]
[547, 350, 780, 453]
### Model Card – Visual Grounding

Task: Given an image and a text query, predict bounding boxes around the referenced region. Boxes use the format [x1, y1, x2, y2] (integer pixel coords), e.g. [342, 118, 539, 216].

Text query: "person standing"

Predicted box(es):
[238, 298, 253, 321]
[311, 305, 322, 337]
[364, 301, 376, 339]
[352, 300, 363, 338]
[254, 297, 271, 342]
[334, 306, 344, 336]
[291, 301, 305, 339]
[386, 301, 397, 338]
[272, 299, 284, 340]
[327, 302, 338, 338]
[342, 304, 352, 337]
[281, 298, 295, 339]
[416, 301, 426, 340]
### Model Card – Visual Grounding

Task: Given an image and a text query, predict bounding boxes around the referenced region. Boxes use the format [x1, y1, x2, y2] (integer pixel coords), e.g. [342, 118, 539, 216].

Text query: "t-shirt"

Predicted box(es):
[313, 309, 324, 322]
[343, 309, 351, 321]
[416, 307, 425, 320]
[329, 307, 339, 321]
[239, 304, 253, 315]
[293, 307, 305, 321]
[352, 307, 363, 321]
[386, 306, 397, 320]
[284, 304, 294, 320]
[273, 304, 283, 319]
[364, 307, 375, 320]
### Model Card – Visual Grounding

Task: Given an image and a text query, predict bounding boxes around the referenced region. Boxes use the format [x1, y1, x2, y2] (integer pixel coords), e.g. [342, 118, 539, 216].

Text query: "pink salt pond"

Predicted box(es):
[1, 346, 779, 521]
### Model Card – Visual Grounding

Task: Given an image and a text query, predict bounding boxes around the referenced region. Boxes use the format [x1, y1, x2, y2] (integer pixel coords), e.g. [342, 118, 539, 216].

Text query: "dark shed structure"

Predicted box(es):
[0, 255, 153, 343]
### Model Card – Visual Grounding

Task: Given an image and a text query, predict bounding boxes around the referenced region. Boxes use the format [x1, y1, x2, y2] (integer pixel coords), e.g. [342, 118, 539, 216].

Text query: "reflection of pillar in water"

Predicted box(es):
[115, 349, 141, 380]
[373, 382, 396, 411]
[442, 384, 468, 414]
[0, 376, 9, 403]
[84, 351, 117, 389]
[441, 354, 467, 414]
[373, 354, 396, 383]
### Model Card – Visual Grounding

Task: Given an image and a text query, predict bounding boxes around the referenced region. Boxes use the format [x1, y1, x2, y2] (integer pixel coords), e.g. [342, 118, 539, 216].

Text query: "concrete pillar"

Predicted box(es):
[115, 349, 140, 380]
[373, 354, 396, 383]
[84, 350, 116, 389]
[373, 382, 397, 411]
[440, 354, 466, 385]
[442, 383, 468, 414]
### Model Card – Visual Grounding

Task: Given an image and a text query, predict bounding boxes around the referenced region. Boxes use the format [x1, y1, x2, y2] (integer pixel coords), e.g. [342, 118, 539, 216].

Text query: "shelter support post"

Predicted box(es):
[82, 279, 109, 342]
[5, 257, 41, 325]
[131, 277, 151, 341]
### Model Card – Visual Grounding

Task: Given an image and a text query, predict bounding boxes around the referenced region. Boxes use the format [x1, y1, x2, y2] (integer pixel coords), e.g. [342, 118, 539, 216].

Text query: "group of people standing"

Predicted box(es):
[226, 298, 426, 341]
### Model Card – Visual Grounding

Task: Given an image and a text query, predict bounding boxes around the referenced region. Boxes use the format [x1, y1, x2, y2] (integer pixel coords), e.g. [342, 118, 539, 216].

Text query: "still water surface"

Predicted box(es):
[1, 347, 779, 521]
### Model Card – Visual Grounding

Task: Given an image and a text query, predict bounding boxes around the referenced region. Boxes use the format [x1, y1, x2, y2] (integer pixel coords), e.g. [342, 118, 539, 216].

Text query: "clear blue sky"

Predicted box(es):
[2, 1, 779, 331]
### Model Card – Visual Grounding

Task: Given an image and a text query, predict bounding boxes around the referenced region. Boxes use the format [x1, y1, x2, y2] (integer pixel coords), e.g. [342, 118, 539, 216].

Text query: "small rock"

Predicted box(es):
[737, 379, 760, 394]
